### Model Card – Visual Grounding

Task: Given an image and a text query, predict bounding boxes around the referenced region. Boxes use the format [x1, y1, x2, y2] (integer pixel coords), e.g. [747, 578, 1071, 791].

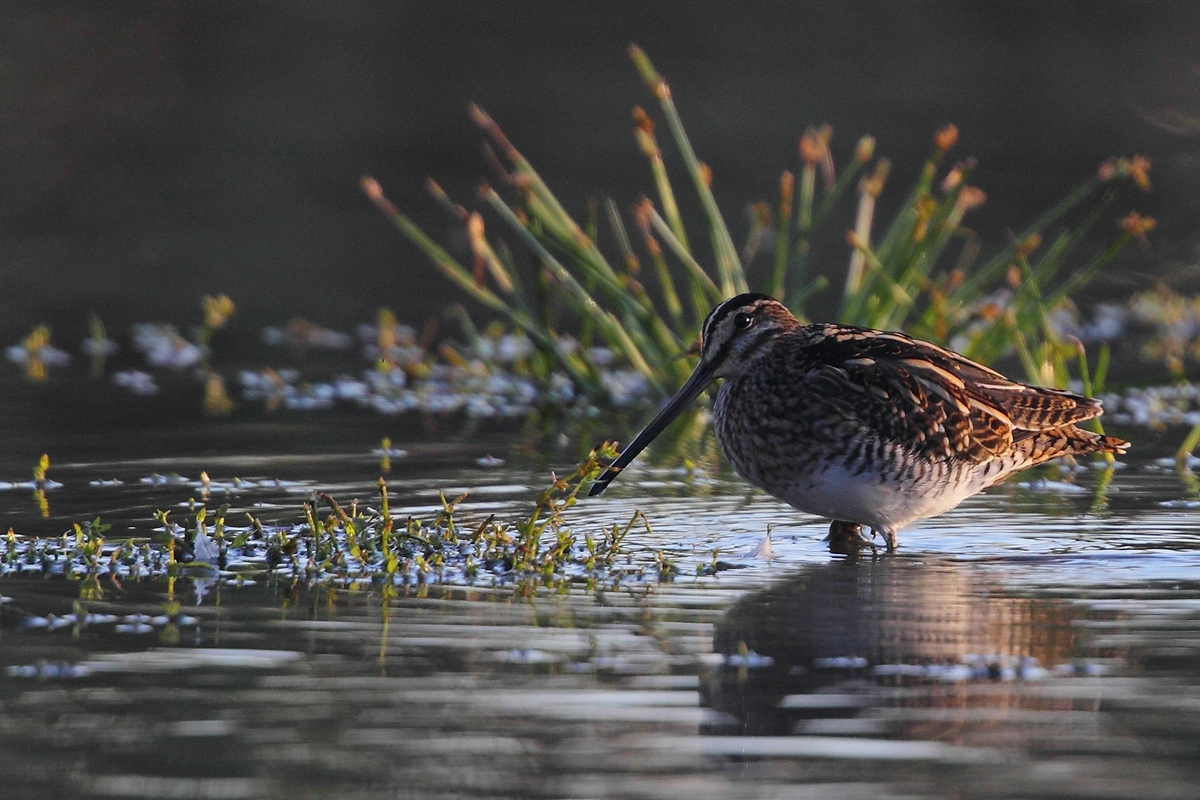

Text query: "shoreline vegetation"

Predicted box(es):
[1, 48, 1198, 587]
[9, 46, 1200, 458]
[358, 45, 1194, 457]
[0, 443, 694, 600]
[363, 46, 1154, 404]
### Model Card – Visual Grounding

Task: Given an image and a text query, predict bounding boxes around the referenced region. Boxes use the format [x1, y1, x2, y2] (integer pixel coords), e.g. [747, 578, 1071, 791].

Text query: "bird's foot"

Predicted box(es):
[826, 520, 877, 556]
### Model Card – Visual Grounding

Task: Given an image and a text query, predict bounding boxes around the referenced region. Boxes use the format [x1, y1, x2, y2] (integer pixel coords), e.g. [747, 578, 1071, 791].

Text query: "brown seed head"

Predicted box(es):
[1006, 264, 1022, 289]
[1015, 233, 1042, 258]
[632, 109, 659, 156]
[1099, 155, 1152, 190]
[941, 167, 963, 193]
[779, 171, 794, 215]
[425, 178, 448, 204]
[633, 196, 653, 229]
[632, 106, 654, 134]
[1120, 211, 1156, 243]
[855, 135, 876, 162]
[935, 124, 959, 152]
[1129, 155, 1152, 191]
[799, 125, 831, 165]
[361, 176, 383, 201]
[427, 179, 468, 220]
[862, 158, 891, 198]
[469, 105, 513, 158]
[955, 186, 987, 213]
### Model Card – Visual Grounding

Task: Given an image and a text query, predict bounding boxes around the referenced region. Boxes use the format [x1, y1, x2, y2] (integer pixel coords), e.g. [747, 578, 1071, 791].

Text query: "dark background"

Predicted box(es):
[1, 1, 1197, 344]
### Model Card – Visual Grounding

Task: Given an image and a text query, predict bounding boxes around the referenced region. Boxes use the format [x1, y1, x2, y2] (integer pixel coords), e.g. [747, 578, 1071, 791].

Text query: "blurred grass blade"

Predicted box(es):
[633, 106, 690, 252]
[621, 198, 684, 329]
[1178, 419, 1200, 466]
[642, 201, 723, 304]
[769, 171, 794, 300]
[629, 44, 746, 297]
[950, 174, 1104, 306]
[362, 177, 607, 400]
[481, 185, 666, 393]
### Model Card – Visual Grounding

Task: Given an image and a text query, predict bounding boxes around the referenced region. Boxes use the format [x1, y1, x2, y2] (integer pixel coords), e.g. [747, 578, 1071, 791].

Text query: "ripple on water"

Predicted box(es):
[0, 449, 1198, 797]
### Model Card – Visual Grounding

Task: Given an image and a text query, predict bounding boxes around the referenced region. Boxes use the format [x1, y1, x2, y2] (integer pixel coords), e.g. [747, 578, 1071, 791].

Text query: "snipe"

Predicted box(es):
[589, 293, 1128, 551]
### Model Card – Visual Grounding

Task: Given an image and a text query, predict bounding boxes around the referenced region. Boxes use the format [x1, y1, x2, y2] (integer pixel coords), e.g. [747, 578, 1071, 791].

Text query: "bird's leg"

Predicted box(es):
[876, 528, 898, 553]
[826, 520, 877, 556]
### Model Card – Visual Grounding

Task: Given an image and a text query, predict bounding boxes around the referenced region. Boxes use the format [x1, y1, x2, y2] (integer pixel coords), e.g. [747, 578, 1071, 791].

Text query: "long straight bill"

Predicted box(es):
[588, 362, 716, 496]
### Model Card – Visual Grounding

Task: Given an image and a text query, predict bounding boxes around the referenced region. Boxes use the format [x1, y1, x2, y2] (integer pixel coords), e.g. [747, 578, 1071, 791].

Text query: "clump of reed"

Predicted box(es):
[364, 45, 1153, 406]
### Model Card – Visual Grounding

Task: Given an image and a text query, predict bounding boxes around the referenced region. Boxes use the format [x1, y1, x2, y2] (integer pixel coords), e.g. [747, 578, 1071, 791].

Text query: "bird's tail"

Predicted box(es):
[1016, 425, 1129, 468]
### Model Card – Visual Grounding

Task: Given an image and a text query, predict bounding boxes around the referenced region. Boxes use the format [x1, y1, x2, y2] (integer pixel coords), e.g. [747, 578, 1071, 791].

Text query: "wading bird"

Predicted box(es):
[589, 293, 1128, 551]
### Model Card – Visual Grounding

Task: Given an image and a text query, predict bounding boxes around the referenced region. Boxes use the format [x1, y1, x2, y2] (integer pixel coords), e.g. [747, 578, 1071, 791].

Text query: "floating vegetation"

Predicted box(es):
[7, 324, 71, 381]
[88, 300, 1187, 432]
[81, 313, 119, 378]
[1130, 285, 1200, 377]
[0, 444, 668, 599]
[1102, 384, 1200, 428]
[199, 293, 236, 342]
[131, 322, 206, 370]
[262, 318, 355, 351]
[110, 369, 160, 395]
[5, 291, 1199, 456]
[203, 371, 235, 417]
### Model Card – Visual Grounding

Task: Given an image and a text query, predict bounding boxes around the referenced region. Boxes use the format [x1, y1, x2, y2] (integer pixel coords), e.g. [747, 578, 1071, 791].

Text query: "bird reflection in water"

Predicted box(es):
[703, 557, 1091, 745]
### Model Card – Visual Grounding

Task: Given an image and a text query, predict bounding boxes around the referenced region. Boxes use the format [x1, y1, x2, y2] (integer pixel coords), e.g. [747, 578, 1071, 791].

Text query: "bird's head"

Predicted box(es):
[696, 293, 799, 378]
[589, 293, 798, 496]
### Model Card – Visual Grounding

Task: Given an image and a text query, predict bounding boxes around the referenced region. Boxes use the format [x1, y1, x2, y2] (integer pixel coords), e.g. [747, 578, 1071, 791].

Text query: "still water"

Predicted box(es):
[1, 402, 1199, 799]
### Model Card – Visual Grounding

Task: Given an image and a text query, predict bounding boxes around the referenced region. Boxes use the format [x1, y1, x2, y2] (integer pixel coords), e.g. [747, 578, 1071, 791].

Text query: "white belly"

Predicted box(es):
[775, 464, 979, 533]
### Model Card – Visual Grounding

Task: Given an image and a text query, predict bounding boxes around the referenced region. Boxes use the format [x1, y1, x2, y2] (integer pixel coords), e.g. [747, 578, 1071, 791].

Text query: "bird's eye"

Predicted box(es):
[733, 312, 754, 330]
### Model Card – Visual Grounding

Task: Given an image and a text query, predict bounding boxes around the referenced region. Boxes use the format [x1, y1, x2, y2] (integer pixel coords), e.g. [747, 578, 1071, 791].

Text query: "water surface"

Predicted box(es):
[1, 407, 1199, 799]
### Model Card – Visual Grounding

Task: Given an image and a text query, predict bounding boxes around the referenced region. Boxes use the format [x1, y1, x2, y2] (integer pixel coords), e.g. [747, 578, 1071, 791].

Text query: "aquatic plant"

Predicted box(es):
[1129, 285, 1200, 378]
[365, 45, 1153, 405]
[125, 294, 237, 415]
[31, 454, 52, 519]
[81, 314, 118, 378]
[0, 443, 669, 597]
[6, 324, 71, 381]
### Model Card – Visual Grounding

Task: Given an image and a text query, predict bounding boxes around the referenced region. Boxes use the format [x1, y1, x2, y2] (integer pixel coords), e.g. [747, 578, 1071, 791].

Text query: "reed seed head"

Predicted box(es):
[935, 124, 959, 152]
[1120, 211, 1156, 243]
[855, 135, 876, 162]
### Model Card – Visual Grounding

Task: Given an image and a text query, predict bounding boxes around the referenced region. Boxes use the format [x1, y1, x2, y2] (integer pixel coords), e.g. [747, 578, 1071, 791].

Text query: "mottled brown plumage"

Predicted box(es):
[590, 293, 1128, 551]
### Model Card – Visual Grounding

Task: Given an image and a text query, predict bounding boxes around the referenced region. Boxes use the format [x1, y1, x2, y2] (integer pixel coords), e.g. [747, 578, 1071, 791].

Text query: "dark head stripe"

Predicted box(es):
[708, 325, 776, 368]
[701, 292, 775, 347]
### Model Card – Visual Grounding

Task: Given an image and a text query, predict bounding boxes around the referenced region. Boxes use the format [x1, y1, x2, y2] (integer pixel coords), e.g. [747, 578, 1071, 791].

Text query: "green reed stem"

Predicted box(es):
[629, 45, 745, 297]
[769, 171, 794, 301]
[483, 188, 664, 392]
[362, 178, 605, 399]
[604, 197, 638, 275]
[634, 109, 690, 253]
[950, 175, 1104, 306]
[1178, 420, 1200, 465]
[645, 205, 723, 305]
